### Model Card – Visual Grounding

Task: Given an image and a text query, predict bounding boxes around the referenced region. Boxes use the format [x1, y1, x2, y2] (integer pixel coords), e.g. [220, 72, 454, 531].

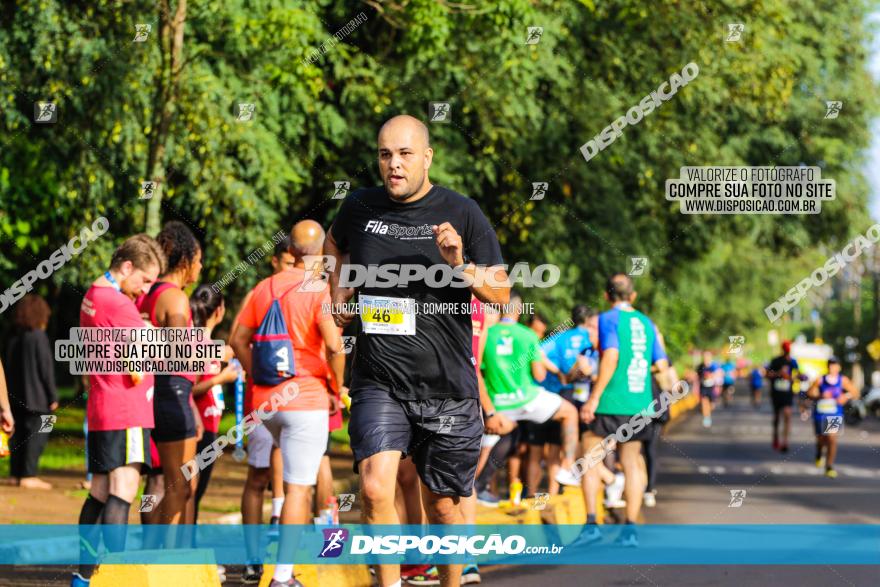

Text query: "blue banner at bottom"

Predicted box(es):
[0, 525, 877, 565]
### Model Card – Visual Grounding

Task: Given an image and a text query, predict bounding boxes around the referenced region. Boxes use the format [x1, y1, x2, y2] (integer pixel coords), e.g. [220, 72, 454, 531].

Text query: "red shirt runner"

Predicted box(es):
[80, 285, 155, 431]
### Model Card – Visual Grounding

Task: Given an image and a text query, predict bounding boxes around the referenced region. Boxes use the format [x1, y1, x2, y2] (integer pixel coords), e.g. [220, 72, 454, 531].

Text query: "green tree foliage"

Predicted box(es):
[1, 0, 878, 365]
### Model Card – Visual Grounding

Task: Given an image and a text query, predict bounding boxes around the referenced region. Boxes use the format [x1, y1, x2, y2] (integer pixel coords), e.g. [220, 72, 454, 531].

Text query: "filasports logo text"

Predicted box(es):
[347, 534, 562, 556]
[364, 220, 433, 238]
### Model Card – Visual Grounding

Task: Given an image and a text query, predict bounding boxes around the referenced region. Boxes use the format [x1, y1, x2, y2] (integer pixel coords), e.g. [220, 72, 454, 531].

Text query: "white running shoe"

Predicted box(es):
[604, 473, 626, 508]
[643, 490, 656, 508]
[555, 467, 581, 487]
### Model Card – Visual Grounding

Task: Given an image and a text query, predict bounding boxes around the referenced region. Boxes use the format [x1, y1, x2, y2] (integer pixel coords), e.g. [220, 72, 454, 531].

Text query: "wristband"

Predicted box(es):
[483, 410, 496, 420]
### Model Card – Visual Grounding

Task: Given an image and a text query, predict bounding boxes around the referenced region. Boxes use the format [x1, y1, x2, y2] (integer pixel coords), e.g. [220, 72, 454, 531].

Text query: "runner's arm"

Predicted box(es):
[228, 290, 254, 342]
[229, 324, 256, 375]
[806, 378, 820, 399]
[464, 264, 510, 306]
[0, 358, 13, 434]
[477, 310, 513, 433]
[157, 287, 191, 328]
[318, 318, 345, 396]
[531, 357, 547, 383]
[588, 348, 619, 408]
[192, 364, 238, 396]
[432, 221, 509, 306]
[325, 230, 355, 327]
[841, 376, 858, 402]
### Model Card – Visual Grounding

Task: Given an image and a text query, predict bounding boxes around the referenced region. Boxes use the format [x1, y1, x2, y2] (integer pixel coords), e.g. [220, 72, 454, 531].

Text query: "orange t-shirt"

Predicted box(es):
[237, 269, 332, 412]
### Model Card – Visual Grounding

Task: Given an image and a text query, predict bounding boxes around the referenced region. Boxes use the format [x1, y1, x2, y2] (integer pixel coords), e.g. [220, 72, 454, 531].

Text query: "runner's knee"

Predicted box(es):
[360, 475, 396, 508]
[246, 468, 271, 492]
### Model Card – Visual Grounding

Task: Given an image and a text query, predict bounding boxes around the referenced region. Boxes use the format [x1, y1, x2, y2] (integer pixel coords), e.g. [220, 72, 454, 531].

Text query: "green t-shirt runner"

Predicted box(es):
[481, 318, 543, 410]
[596, 304, 667, 415]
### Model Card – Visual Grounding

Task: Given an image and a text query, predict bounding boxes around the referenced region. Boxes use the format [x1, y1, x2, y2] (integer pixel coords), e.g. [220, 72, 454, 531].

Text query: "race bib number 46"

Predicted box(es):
[360, 295, 416, 336]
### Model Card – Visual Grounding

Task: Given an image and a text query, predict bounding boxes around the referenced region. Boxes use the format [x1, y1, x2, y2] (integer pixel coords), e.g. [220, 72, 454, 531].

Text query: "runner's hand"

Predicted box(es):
[580, 397, 599, 424]
[0, 409, 13, 435]
[331, 286, 356, 328]
[328, 393, 340, 416]
[432, 222, 464, 267]
[48, 402, 59, 412]
[485, 412, 515, 435]
[216, 364, 239, 385]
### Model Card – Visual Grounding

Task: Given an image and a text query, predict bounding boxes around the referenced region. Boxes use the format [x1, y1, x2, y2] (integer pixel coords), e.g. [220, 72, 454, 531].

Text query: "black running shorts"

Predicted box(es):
[348, 388, 483, 497]
[152, 375, 197, 442]
[771, 390, 795, 410]
[588, 413, 654, 443]
[87, 427, 152, 474]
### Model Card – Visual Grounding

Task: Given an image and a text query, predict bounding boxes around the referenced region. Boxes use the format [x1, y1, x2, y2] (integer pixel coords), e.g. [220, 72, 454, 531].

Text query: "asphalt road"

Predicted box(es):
[485, 383, 880, 586]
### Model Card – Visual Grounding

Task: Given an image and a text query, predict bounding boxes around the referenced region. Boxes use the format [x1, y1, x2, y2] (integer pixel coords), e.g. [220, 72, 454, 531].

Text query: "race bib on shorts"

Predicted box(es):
[573, 381, 590, 403]
[773, 379, 791, 392]
[816, 398, 838, 414]
[360, 295, 416, 336]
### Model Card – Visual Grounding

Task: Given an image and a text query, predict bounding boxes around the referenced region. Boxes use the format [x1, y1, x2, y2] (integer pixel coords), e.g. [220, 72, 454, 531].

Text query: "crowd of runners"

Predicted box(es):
[693, 342, 857, 479]
[0, 114, 860, 587]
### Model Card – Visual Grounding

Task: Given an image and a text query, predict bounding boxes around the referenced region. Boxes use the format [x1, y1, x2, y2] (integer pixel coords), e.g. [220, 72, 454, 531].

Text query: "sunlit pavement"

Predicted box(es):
[485, 382, 880, 585]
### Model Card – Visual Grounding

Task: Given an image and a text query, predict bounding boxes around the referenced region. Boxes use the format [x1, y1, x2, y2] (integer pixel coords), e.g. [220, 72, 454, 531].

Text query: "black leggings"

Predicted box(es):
[193, 431, 218, 525]
[9, 411, 50, 478]
[475, 426, 522, 493]
[642, 422, 662, 492]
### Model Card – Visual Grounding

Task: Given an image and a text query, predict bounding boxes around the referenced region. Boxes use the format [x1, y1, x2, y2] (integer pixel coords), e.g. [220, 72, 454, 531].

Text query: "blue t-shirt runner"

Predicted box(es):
[721, 362, 736, 386]
[542, 325, 593, 400]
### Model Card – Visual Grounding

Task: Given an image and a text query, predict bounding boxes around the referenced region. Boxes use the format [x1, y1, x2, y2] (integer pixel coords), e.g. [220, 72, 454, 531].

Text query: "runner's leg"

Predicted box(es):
[549, 398, 578, 471]
[420, 485, 464, 587]
[581, 432, 605, 521]
[77, 474, 108, 580]
[397, 456, 425, 524]
[241, 465, 270, 566]
[360, 451, 403, 586]
[103, 464, 141, 553]
[546, 444, 561, 495]
[826, 434, 839, 470]
[619, 441, 645, 523]
[526, 443, 543, 496]
[156, 438, 196, 524]
[781, 406, 792, 448]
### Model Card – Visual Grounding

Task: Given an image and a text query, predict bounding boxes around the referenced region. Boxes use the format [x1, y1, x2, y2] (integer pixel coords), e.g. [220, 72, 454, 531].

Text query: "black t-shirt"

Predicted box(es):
[767, 355, 798, 394]
[696, 363, 716, 389]
[330, 185, 504, 401]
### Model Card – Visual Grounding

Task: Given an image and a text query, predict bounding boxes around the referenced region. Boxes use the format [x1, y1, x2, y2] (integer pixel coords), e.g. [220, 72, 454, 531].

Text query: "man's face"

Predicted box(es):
[377, 123, 432, 201]
[120, 262, 160, 299]
[272, 251, 297, 274]
[703, 351, 713, 364]
[530, 319, 547, 339]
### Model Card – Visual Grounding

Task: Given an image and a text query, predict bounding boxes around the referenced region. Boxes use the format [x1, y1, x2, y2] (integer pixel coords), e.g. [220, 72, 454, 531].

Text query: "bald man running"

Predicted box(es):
[326, 115, 510, 587]
[231, 220, 344, 587]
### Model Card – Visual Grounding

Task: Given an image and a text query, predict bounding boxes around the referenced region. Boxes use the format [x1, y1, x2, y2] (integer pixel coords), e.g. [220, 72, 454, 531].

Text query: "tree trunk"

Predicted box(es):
[144, 0, 187, 235]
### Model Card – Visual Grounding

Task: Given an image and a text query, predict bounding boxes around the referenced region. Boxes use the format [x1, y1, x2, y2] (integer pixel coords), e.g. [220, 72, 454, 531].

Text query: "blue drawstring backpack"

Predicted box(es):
[251, 277, 297, 385]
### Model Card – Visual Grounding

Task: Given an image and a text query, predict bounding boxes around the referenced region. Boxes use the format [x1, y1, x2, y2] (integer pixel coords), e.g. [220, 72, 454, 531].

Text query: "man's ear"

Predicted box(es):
[424, 147, 434, 170]
[119, 260, 134, 278]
